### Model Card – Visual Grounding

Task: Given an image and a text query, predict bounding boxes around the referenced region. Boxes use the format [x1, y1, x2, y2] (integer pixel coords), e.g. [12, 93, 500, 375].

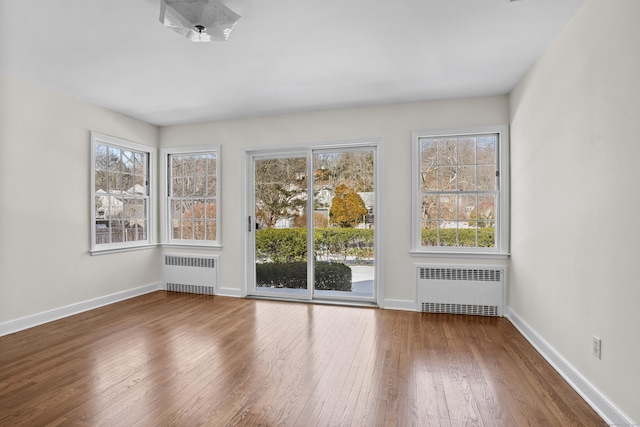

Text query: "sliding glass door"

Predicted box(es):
[247, 145, 376, 303]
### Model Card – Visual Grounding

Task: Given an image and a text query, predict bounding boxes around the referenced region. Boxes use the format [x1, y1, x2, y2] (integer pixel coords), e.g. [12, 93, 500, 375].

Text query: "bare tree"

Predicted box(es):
[255, 157, 307, 228]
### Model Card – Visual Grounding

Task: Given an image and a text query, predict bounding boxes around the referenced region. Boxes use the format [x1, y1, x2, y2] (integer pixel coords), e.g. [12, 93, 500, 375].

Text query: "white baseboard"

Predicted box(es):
[0, 282, 163, 337]
[505, 307, 635, 427]
[216, 286, 242, 298]
[382, 298, 417, 311]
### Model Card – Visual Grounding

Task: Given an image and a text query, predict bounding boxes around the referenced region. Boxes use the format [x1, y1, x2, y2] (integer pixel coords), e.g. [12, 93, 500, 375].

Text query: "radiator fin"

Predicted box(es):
[164, 255, 215, 268]
[166, 283, 216, 295]
[419, 267, 501, 282]
[421, 302, 499, 317]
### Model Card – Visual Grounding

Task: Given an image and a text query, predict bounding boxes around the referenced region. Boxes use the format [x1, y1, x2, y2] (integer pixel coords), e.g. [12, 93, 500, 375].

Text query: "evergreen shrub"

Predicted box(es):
[256, 261, 352, 291]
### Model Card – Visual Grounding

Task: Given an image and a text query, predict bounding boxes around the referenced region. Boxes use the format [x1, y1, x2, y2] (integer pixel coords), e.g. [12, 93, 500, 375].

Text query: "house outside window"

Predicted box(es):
[91, 132, 155, 253]
[412, 125, 509, 255]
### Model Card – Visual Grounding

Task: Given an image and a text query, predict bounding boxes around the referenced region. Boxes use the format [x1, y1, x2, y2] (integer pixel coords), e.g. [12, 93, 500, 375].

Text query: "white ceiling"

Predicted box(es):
[0, 0, 585, 126]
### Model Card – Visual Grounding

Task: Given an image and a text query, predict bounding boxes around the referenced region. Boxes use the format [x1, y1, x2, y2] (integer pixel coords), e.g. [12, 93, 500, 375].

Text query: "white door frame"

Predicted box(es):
[243, 140, 383, 305]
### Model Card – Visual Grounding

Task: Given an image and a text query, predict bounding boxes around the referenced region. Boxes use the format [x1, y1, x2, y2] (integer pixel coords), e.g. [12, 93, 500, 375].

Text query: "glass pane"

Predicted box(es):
[171, 199, 181, 217]
[421, 221, 438, 246]
[420, 167, 438, 192]
[134, 175, 147, 193]
[109, 197, 124, 217]
[420, 139, 437, 165]
[95, 196, 107, 220]
[181, 218, 194, 240]
[477, 136, 496, 164]
[112, 220, 125, 244]
[108, 172, 122, 193]
[192, 220, 205, 240]
[462, 194, 478, 227]
[420, 139, 438, 191]
[458, 138, 476, 165]
[122, 174, 134, 193]
[184, 156, 196, 176]
[421, 195, 438, 222]
[183, 176, 195, 196]
[477, 165, 496, 191]
[171, 155, 183, 177]
[207, 175, 217, 196]
[172, 177, 183, 197]
[95, 170, 107, 192]
[459, 195, 476, 223]
[95, 145, 108, 170]
[458, 165, 476, 191]
[207, 155, 217, 175]
[134, 152, 145, 175]
[459, 228, 478, 248]
[437, 222, 456, 246]
[438, 139, 457, 166]
[127, 199, 144, 221]
[122, 151, 134, 172]
[196, 155, 207, 175]
[125, 224, 136, 242]
[203, 199, 216, 221]
[194, 175, 207, 196]
[438, 167, 457, 191]
[480, 222, 496, 247]
[95, 221, 108, 245]
[477, 194, 496, 226]
[439, 194, 457, 221]
[108, 147, 121, 172]
[139, 221, 148, 241]
[205, 219, 216, 241]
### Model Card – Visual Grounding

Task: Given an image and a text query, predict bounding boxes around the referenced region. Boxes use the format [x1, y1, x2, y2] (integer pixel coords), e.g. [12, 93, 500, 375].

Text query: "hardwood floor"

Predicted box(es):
[0, 291, 605, 426]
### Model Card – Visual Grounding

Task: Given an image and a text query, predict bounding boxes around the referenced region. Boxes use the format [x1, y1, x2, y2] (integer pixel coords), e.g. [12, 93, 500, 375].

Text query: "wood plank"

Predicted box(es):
[0, 292, 607, 426]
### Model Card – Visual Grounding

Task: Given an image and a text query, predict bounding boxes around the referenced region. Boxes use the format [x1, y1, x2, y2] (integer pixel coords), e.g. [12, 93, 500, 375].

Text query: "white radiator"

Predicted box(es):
[163, 254, 218, 295]
[416, 265, 505, 316]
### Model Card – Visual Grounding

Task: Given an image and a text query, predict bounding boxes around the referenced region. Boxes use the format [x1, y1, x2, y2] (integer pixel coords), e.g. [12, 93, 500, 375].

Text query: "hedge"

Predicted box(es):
[421, 228, 495, 247]
[254, 227, 493, 260]
[255, 228, 374, 263]
[256, 261, 352, 291]
[255, 228, 308, 263]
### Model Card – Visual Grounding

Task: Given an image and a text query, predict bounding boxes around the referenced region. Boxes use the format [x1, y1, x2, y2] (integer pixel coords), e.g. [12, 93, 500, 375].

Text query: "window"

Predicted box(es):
[162, 147, 220, 246]
[412, 126, 509, 254]
[91, 132, 155, 253]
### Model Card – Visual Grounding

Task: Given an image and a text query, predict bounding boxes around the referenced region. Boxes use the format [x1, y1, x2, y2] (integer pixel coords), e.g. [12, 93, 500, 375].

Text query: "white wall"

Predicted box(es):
[159, 96, 510, 306]
[0, 75, 162, 326]
[509, 0, 640, 423]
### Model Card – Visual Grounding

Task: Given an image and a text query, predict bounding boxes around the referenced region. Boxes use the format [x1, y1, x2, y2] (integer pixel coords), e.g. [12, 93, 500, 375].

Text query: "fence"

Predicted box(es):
[95, 227, 146, 244]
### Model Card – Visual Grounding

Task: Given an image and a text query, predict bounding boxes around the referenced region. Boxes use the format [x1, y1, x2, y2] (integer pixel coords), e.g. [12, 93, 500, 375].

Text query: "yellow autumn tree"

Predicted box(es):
[329, 184, 367, 228]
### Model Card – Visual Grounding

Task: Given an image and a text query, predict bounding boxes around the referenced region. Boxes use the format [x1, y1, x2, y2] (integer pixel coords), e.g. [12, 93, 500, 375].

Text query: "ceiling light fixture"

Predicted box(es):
[159, 0, 241, 42]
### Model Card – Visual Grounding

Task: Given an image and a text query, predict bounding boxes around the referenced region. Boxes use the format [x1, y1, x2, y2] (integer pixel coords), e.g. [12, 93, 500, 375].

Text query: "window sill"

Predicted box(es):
[161, 243, 223, 250]
[91, 244, 158, 256]
[410, 250, 510, 260]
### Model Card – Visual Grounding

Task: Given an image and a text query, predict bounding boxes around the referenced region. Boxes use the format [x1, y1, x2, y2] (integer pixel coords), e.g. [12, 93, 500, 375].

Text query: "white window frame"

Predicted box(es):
[90, 132, 156, 254]
[160, 146, 221, 248]
[411, 125, 510, 256]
